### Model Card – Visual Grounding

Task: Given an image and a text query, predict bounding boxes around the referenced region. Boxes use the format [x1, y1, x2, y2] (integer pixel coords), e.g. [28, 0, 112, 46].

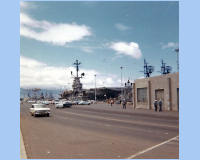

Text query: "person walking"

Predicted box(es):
[111, 100, 113, 106]
[159, 99, 162, 112]
[123, 99, 126, 109]
[154, 100, 157, 112]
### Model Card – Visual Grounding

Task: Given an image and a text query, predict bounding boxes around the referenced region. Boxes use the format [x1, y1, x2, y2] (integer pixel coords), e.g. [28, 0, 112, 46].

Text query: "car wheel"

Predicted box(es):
[56, 107, 58, 109]
[47, 114, 49, 117]
[34, 114, 36, 117]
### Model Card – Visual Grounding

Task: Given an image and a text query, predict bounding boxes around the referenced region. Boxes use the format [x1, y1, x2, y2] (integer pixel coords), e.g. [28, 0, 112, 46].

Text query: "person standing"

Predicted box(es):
[123, 99, 126, 109]
[111, 100, 113, 106]
[159, 99, 162, 112]
[154, 100, 157, 112]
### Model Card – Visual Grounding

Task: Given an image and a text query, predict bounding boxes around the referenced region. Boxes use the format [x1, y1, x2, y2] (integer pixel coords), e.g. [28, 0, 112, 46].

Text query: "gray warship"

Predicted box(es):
[60, 60, 133, 102]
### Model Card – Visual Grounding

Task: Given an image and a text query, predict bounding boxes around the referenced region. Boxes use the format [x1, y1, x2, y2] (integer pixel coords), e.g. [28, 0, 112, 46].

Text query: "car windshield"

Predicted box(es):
[35, 105, 46, 108]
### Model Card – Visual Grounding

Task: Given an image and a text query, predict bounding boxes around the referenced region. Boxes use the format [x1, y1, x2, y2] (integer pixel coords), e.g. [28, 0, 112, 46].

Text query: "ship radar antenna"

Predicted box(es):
[157, 59, 172, 75]
[140, 58, 154, 78]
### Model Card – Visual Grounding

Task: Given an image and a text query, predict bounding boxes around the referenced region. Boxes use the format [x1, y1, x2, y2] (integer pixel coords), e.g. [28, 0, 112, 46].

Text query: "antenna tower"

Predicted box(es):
[140, 58, 154, 78]
[158, 59, 172, 75]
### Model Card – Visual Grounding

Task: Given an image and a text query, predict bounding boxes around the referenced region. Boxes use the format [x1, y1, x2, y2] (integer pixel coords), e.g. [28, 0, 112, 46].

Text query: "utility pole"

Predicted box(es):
[120, 67, 124, 95]
[173, 49, 179, 72]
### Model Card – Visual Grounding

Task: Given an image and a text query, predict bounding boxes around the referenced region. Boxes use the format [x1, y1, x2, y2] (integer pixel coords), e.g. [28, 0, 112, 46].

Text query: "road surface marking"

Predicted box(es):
[53, 115, 151, 133]
[56, 110, 178, 129]
[127, 135, 179, 159]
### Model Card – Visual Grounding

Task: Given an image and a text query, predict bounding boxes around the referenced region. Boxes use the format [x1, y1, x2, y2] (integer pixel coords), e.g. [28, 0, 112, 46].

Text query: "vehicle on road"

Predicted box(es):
[78, 101, 91, 105]
[54, 99, 61, 104]
[71, 101, 80, 105]
[55, 101, 72, 108]
[30, 104, 50, 117]
[42, 101, 50, 105]
[63, 102, 72, 108]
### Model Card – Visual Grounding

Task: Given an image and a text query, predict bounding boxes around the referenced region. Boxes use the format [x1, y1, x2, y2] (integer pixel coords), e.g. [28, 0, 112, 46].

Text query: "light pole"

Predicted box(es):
[173, 49, 179, 72]
[120, 67, 124, 95]
[68, 83, 70, 91]
[54, 88, 56, 100]
[94, 75, 97, 102]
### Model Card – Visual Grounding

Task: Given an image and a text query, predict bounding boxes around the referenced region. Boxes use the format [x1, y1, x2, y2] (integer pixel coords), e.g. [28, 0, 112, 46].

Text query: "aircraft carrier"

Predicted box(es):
[59, 60, 133, 102]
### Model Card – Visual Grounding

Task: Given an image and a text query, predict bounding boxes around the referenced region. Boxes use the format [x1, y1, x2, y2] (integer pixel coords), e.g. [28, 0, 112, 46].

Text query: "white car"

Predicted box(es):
[41, 101, 50, 105]
[55, 101, 72, 108]
[78, 101, 91, 105]
[30, 104, 50, 117]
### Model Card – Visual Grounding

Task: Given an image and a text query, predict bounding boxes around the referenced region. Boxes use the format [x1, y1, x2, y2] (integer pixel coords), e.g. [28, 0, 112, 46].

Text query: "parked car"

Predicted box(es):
[63, 102, 72, 108]
[30, 104, 50, 117]
[55, 101, 72, 108]
[43, 101, 50, 105]
[71, 101, 80, 105]
[78, 101, 91, 105]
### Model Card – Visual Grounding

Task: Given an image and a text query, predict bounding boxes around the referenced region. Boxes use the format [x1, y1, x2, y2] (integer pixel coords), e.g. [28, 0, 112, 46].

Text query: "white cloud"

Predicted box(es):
[110, 42, 142, 59]
[20, 55, 47, 68]
[115, 23, 131, 31]
[161, 42, 179, 49]
[20, 13, 92, 45]
[20, 1, 37, 10]
[81, 46, 93, 53]
[117, 78, 126, 84]
[20, 1, 28, 8]
[20, 55, 119, 89]
[112, 54, 123, 61]
[106, 78, 114, 84]
[138, 76, 145, 79]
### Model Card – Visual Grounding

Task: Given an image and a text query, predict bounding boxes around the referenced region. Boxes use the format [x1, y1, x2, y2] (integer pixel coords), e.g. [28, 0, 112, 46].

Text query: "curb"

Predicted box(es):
[20, 129, 27, 159]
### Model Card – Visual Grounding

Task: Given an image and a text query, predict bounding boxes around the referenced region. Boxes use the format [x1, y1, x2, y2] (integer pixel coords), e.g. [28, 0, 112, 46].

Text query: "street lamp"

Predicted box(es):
[68, 83, 70, 91]
[94, 75, 97, 102]
[120, 67, 124, 95]
[173, 49, 179, 72]
[54, 88, 57, 100]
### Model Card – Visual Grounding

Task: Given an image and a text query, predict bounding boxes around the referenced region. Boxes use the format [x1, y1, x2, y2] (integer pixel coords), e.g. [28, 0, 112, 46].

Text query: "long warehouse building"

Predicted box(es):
[132, 72, 179, 111]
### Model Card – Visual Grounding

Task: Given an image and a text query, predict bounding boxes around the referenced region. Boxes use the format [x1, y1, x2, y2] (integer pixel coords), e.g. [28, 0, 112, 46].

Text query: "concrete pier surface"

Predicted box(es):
[20, 101, 178, 159]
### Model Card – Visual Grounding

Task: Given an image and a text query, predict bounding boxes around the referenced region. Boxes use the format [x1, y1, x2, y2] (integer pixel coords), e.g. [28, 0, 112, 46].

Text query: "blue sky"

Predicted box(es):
[20, 1, 179, 90]
[2, 1, 200, 159]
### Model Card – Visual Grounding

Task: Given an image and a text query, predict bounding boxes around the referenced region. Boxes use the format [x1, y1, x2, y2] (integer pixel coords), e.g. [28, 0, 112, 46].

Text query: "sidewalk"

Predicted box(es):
[20, 129, 27, 159]
[76, 101, 179, 118]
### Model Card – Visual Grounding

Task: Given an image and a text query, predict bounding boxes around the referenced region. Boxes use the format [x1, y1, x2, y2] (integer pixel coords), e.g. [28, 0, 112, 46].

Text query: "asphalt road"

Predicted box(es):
[20, 102, 179, 159]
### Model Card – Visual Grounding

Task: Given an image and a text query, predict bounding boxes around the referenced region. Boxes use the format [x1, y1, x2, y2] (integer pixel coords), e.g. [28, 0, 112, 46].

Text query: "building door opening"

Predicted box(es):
[155, 89, 164, 110]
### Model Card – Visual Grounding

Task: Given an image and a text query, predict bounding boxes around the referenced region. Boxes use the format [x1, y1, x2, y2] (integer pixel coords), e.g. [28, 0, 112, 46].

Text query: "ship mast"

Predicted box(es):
[73, 60, 81, 78]
[70, 60, 85, 100]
